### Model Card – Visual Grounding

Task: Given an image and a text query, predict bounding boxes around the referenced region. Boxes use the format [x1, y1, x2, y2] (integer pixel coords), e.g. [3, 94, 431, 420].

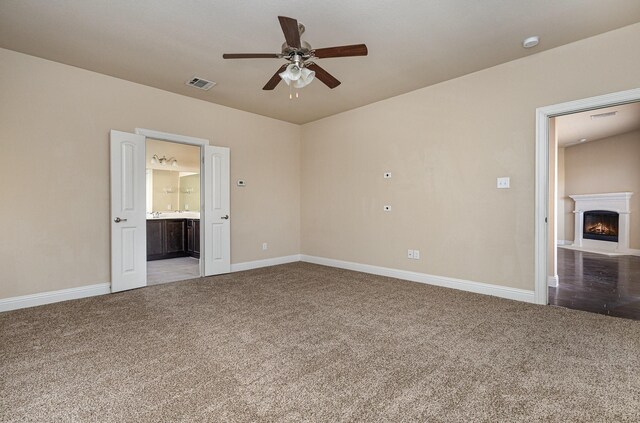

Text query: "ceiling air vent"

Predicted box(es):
[186, 77, 216, 90]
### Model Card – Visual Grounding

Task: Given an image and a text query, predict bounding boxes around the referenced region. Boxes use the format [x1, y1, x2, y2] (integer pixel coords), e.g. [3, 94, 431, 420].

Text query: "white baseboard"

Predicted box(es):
[547, 275, 559, 288]
[627, 248, 640, 257]
[300, 255, 535, 303]
[231, 254, 301, 272]
[559, 244, 640, 257]
[557, 240, 571, 246]
[0, 283, 111, 313]
[0, 253, 539, 312]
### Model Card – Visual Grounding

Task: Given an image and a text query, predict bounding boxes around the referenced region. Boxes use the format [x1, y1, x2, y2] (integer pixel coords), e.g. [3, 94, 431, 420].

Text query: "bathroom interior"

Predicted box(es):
[146, 139, 201, 285]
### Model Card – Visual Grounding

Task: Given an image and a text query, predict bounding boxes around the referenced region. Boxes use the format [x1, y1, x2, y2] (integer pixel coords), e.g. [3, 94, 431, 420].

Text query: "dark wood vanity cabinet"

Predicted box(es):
[165, 220, 186, 254]
[186, 219, 200, 258]
[146, 219, 186, 260]
[146, 220, 165, 260]
[147, 218, 199, 260]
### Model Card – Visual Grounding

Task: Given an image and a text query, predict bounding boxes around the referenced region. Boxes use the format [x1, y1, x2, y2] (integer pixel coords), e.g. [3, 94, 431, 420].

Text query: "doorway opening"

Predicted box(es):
[535, 89, 640, 319]
[110, 128, 231, 293]
[146, 138, 202, 285]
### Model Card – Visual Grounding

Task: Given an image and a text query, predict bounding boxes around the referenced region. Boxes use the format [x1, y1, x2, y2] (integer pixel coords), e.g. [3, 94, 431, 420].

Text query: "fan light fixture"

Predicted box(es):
[151, 154, 178, 167]
[223, 16, 368, 94]
[279, 63, 315, 88]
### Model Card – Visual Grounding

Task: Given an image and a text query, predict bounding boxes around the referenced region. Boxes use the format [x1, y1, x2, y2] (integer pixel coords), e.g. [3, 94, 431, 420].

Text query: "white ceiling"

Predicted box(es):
[1, 1, 640, 124]
[556, 102, 640, 147]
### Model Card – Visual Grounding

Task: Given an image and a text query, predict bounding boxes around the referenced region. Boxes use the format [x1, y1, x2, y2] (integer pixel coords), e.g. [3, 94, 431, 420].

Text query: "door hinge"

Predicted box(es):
[545, 217, 548, 223]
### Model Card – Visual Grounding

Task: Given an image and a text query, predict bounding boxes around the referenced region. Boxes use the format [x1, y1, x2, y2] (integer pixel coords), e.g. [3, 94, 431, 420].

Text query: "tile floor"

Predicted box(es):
[147, 257, 200, 286]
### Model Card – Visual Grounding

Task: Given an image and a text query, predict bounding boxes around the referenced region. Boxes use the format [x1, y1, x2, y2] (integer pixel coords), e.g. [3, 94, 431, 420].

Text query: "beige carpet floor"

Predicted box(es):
[1, 262, 639, 422]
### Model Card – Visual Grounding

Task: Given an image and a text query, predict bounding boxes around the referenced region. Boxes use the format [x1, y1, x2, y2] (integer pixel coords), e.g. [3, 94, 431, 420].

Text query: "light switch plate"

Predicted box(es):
[497, 177, 510, 189]
[237, 179, 246, 187]
[384, 172, 392, 179]
[413, 250, 420, 259]
[407, 249, 414, 259]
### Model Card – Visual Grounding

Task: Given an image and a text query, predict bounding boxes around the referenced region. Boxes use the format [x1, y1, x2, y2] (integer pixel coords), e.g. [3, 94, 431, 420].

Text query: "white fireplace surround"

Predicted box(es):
[569, 192, 632, 254]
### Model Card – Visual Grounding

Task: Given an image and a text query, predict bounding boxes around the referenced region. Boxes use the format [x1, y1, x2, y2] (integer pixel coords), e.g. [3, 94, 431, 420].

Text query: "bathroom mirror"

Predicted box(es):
[146, 170, 200, 213]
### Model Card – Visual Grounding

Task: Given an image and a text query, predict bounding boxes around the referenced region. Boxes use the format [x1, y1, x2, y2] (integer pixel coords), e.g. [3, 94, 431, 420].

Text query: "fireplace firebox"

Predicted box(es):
[583, 210, 619, 242]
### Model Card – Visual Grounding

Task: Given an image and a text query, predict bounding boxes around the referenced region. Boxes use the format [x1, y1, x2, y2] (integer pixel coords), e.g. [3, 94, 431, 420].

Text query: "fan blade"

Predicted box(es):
[278, 16, 301, 49]
[306, 63, 341, 89]
[313, 44, 368, 59]
[223, 53, 280, 59]
[263, 65, 287, 90]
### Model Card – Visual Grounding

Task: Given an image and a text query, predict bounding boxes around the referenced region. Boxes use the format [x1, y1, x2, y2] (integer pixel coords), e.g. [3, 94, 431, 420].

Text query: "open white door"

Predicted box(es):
[110, 130, 147, 292]
[203, 145, 231, 275]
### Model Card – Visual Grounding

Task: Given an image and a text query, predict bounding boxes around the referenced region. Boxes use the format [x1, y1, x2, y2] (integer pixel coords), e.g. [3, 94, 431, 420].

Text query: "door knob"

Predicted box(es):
[114, 217, 128, 223]
[221, 215, 229, 220]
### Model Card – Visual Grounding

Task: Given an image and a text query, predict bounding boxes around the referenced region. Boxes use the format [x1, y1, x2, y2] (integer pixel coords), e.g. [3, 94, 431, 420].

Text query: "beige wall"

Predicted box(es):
[563, 130, 640, 249]
[0, 47, 301, 299]
[2, 23, 640, 300]
[300, 23, 640, 290]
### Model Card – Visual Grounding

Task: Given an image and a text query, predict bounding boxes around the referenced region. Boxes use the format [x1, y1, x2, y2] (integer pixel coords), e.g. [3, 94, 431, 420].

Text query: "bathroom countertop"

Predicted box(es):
[147, 212, 200, 220]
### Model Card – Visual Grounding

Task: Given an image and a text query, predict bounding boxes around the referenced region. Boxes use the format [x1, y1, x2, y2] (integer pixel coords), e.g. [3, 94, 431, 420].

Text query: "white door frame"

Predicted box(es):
[135, 128, 209, 277]
[534, 88, 640, 305]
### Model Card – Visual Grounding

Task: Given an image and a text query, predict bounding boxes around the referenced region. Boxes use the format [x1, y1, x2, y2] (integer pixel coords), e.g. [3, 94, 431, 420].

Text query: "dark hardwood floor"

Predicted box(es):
[549, 248, 640, 320]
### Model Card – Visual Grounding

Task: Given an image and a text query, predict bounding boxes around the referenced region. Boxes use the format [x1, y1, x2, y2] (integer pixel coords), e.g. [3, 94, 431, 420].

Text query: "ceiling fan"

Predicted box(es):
[223, 16, 368, 91]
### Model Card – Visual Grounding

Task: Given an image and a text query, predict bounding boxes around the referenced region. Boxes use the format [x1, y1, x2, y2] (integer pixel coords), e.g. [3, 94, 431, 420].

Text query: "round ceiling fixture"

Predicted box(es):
[522, 36, 540, 49]
[579, 138, 587, 143]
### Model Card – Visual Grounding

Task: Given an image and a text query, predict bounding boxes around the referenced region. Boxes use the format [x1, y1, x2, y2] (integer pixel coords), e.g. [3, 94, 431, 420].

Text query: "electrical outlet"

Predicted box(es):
[262, 242, 268, 251]
[384, 172, 392, 179]
[497, 177, 510, 189]
[384, 205, 391, 212]
[407, 249, 414, 259]
[413, 250, 420, 259]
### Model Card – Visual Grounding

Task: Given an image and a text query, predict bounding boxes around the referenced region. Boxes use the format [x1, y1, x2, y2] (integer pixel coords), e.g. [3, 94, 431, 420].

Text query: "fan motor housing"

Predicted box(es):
[281, 41, 312, 58]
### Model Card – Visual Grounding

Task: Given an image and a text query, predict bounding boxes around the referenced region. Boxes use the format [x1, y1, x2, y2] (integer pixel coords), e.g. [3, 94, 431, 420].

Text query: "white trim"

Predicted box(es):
[547, 275, 559, 288]
[231, 255, 302, 272]
[301, 255, 535, 303]
[557, 240, 572, 246]
[134, 128, 209, 146]
[0, 283, 111, 313]
[535, 88, 640, 306]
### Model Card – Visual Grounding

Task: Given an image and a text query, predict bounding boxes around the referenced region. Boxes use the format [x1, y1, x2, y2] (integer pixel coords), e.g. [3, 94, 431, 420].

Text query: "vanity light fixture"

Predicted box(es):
[151, 154, 178, 167]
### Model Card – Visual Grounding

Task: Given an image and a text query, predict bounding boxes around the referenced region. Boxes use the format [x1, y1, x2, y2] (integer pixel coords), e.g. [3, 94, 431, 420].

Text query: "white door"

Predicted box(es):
[110, 130, 147, 292]
[203, 145, 231, 275]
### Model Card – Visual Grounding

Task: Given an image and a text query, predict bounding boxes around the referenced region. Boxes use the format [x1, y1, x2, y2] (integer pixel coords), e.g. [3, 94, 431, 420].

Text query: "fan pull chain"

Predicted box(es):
[288, 84, 300, 100]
